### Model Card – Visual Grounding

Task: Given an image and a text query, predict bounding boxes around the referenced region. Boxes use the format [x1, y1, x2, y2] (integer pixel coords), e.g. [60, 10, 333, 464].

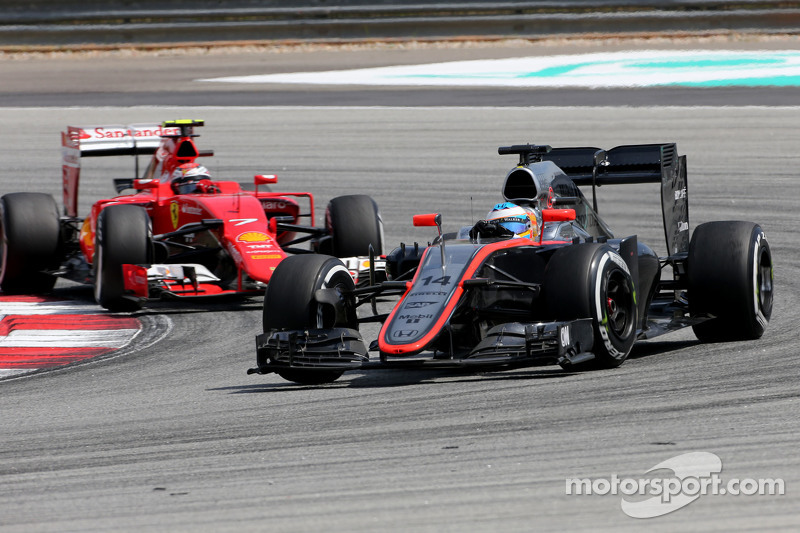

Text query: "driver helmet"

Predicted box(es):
[485, 202, 533, 238]
[171, 162, 211, 194]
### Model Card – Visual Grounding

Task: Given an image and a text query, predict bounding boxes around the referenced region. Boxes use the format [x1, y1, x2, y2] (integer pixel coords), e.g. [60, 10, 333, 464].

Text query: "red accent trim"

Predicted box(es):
[539, 240, 574, 246]
[378, 238, 531, 355]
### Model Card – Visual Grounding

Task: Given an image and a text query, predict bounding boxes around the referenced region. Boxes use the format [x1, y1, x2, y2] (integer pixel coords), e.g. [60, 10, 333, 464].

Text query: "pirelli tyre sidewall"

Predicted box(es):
[544, 244, 637, 368]
[94, 204, 152, 312]
[0, 192, 61, 294]
[688, 221, 773, 342]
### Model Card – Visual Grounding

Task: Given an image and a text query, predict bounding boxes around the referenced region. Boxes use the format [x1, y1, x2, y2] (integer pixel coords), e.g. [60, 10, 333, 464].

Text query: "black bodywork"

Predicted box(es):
[251, 142, 770, 381]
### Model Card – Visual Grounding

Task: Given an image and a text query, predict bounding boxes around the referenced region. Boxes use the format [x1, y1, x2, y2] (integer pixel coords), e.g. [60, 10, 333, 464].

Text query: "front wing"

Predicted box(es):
[248, 318, 596, 375]
[122, 257, 384, 303]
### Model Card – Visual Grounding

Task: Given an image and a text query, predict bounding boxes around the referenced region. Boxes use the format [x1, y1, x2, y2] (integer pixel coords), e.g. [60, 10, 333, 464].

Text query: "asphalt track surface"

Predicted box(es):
[1, 41, 799, 531]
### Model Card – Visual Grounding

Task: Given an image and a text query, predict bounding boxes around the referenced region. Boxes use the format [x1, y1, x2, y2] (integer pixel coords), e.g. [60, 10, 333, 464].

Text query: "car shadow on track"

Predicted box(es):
[215, 366, 576, 394]
[628, 339, 700, 360]
[132, 299, 263, 316]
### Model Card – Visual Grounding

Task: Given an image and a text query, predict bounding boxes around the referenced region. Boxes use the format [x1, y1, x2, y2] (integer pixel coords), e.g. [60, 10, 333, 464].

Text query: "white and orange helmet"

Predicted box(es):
[485, 202, 535, 238]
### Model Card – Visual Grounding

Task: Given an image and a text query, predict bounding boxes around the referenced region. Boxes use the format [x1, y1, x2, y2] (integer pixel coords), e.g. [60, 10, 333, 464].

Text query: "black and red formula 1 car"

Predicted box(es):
[251, 142, 774, 385]
[0, 120, 383, 310]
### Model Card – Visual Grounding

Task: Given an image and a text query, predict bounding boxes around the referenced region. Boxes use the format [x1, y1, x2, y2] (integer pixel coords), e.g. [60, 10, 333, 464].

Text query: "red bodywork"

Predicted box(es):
[63, 121, 316, 297]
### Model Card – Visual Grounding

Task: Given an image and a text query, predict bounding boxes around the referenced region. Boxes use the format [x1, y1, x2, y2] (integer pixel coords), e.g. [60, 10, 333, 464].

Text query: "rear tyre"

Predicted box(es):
[326, 194, 384, 257]
[544, 244, 637, 369]
[688, 221, 773, 342]
[0, 193, 61, 294]
[263, 254, 356, 384]
[94, 205, 152, 311]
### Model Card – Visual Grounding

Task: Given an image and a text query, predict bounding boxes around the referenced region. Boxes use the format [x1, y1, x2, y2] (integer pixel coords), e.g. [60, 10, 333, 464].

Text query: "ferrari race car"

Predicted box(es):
[0, 120, 383, 311]
[251, 142, 774, 385]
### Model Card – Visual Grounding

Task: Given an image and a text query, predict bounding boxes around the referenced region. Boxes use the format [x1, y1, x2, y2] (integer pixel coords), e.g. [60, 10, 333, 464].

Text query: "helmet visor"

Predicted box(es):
[494, 217, 529, 235]
[175, 181, 202, 194]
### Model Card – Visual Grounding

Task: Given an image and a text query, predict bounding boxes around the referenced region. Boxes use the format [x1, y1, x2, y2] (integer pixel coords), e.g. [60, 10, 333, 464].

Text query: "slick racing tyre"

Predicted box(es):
[325, 194, 384, 258]
[94, 204, 152, 312]
[688, 221, 773, 342]
[263, 254, 356, 384]
[544, 244, 637, 369]
[0, 193, 61, 294]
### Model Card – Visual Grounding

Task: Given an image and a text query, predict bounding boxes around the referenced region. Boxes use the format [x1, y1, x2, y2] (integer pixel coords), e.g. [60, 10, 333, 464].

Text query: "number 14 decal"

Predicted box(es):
[420, 275, 451, 286]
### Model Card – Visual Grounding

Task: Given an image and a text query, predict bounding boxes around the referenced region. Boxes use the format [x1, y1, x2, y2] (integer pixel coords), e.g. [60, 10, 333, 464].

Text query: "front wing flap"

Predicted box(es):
[466, 319, 595, 367]
[251, 328, 369, 374]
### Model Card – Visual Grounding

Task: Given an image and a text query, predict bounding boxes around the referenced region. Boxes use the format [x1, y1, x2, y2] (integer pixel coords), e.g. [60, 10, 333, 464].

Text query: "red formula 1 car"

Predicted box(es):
[0, 120, 383, 310]
[252, 143, 773, 385]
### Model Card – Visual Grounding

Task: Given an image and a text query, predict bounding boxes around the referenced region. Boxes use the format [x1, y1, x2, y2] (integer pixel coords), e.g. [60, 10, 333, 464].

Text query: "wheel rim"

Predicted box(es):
[314, 265, 354, 329]
[315, 280, 350, 328]
[605, 270, 635, 339]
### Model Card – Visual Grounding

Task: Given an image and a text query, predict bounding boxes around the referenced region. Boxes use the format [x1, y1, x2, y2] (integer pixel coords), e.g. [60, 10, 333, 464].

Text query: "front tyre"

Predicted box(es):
[0, 193, 61, 294]
[688, 221, 773, 342]
[263, 254, 356, 384]
[544, 244, 637, 369]
[325, 194, 384, 258]
[94, 205, 152, 311]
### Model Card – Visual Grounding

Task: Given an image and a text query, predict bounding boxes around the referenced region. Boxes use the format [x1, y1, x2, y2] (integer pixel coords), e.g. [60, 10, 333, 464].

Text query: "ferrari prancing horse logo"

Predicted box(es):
[170, 202, 179, 229]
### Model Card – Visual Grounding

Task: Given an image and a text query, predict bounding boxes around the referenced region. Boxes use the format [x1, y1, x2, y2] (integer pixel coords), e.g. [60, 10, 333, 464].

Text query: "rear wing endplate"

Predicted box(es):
[539, 143, 689, 255]
[61, 123, 179, 217]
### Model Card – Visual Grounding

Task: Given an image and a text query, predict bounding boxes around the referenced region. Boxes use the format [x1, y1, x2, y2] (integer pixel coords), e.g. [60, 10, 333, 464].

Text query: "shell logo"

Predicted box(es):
[237, 231, 270, 243]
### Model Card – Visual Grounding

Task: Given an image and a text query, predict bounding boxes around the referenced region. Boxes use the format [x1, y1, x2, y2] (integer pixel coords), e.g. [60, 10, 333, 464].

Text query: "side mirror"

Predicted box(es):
[255, 174, 278, 195]
[541, 208, 576, 223]
[412, 213, 441, 227]
[255, 174, 278, 185]
[133, 178, 159, 190]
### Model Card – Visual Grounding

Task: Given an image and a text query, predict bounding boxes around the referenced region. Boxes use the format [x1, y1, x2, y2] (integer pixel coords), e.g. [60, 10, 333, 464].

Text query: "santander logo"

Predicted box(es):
[77, 125, 181, 141]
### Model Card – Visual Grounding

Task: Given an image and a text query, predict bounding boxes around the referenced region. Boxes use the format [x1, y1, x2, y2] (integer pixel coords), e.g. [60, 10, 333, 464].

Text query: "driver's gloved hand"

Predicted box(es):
[469, 220, 514, 239]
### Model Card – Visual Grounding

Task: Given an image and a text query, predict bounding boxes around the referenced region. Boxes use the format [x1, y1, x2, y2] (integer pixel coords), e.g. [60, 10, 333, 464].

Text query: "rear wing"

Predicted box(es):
[545, 144, 688, 255]
[541, 144, 673, 184]
[61, 123, 179, 217]
[499, 143, 689, 255]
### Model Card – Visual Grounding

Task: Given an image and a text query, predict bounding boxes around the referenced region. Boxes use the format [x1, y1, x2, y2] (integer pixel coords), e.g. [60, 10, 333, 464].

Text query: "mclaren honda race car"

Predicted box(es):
[252, 143, 773, 385]
[0, 120, 383, 311]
